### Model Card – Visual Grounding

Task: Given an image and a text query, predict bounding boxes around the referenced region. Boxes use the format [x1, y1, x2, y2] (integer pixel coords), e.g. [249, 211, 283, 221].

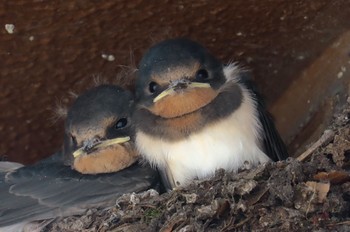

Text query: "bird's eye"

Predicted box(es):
[115, 118, 128, 129]
[195, 69, 209, 81]
[148, 81, 159, 93]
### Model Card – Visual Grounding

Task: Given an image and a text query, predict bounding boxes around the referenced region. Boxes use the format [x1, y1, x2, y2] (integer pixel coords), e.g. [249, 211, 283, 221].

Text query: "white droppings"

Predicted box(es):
[107, 54, 115, 61]
[297, 55, 305, 60]
[5, 24, 15, 34]
[337, 72, 343, 79]
[29, 36, 34, 41]
[236, 32, 243, 36]
[337, 66, 346, 79]
[101, 53, 115, 62]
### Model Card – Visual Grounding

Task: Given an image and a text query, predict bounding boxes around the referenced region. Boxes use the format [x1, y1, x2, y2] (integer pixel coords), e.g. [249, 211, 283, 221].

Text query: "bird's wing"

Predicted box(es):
[0, 161, 23, 172]
[0, 153, 159, 228]
[256, 101, 289, 161]
[158, 164, 176, 192]
[238, 72, 289, 161]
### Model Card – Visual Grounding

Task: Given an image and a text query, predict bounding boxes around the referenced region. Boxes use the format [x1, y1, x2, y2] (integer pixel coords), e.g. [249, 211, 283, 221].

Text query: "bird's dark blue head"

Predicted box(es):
[63, 85, 138, 174]
[65, 85, 134, 142]
[136, 38, 226, 104]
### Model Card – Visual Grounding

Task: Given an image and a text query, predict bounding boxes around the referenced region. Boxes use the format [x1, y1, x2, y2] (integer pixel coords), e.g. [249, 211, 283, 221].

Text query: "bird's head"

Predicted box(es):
[135, 38, 228, 119]
[63, 85, 138, 174]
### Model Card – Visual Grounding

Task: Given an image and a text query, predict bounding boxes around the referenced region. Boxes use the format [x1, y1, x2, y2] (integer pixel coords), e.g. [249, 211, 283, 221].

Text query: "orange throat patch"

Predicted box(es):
[73, 143, 138, 174]
[149, 87, 218, 119]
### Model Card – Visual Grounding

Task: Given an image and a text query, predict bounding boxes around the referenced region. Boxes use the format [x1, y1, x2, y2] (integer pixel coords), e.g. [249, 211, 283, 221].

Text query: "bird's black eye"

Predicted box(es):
[148, 81, 159, 93]
[195, 69, 209, 81]
[115, 118, 128, 129]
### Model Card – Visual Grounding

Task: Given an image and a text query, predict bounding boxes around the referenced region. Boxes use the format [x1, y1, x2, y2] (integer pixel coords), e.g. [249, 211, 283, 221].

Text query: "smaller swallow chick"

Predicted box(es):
[0, 84, 159, 231]
[63, 84, 138, 174]
[134, 38, 288, 190]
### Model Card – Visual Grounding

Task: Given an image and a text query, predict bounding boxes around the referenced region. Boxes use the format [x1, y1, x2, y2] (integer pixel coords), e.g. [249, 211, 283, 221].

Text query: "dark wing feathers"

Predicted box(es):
[238, 72, 289, 161]
[257, 103, 289, 161]
[0, 153, 159, 227]
[158, 166, 175, 192]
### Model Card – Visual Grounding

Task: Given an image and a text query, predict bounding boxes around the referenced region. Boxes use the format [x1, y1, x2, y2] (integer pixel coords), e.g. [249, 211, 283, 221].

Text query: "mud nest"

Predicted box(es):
[46, 102, 350, 232]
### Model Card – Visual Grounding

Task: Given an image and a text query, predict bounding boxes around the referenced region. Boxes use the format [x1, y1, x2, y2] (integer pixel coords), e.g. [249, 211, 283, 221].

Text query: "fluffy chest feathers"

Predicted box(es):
[136, 89, 270, 187]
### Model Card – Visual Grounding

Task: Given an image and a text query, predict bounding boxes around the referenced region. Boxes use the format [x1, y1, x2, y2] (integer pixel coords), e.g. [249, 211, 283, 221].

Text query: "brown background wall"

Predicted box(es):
[1, 1, 350, 164]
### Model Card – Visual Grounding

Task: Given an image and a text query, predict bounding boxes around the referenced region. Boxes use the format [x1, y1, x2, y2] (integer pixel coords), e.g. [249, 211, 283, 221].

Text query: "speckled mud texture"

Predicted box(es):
[46, 101, 350, 232]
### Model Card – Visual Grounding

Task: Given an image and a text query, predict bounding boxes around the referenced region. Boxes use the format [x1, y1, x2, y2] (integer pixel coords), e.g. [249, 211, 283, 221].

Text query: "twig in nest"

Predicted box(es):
[139, 204, 157, 209]
[160, 214, 186, 232]
[327, 220, 350, 226]
[297, 130, 334, 162]
[234, 216, 251, 228]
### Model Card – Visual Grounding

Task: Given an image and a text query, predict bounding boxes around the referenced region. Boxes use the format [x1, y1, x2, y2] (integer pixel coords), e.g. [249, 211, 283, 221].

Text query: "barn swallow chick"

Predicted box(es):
[134, 38, 288, 190]
[63, 84, 138, 174]
[0, 85, 159, 231]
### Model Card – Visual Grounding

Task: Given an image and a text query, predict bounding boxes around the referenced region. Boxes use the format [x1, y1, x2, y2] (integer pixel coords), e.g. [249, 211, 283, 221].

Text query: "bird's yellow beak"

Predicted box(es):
[153, 82, 211, 103]
[72, 136, 131, 158]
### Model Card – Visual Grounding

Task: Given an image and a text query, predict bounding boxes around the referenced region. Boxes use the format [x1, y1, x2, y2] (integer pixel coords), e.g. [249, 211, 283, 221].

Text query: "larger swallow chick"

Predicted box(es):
[0, 84, 159, 232]
[134, 38, 288, 190]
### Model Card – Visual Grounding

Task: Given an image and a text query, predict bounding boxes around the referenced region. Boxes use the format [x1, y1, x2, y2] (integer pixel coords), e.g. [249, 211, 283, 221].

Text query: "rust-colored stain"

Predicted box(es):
[0, 1, 350, 164]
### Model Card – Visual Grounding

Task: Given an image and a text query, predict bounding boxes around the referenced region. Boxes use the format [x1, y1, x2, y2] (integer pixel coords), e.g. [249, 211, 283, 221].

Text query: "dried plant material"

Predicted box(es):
[212, 199, 230, 218]
[327, 220, 350, 226]
[314, 171, 350, 184]
[305, 181, 330, 203]
[297, 130, 335, 162]
[159, 213, 186, 232]
[325, 128, 350, 167]
[226, 179, 258, 195]
[196, 205, 213, 220]
[182, 193, 197, 204]
[246, 187, 269, 205]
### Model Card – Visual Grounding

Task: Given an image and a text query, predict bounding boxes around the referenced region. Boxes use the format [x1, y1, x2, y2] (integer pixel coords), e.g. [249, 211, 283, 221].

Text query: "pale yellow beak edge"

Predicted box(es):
[72, 136, 131, 158]
[153, 82, 210, 103]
